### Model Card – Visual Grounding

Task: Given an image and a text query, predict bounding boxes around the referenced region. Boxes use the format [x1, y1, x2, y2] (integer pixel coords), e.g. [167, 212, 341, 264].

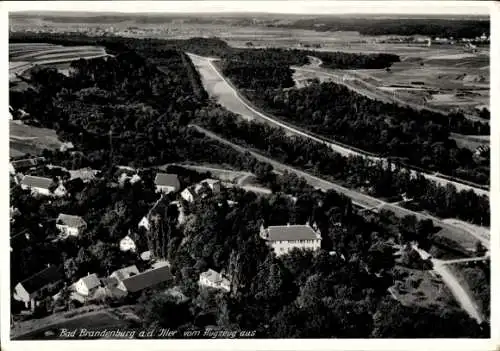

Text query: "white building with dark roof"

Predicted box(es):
[56, 213, 87, 237]
[259, 222, 322, 256]
[155, 173, 180, 194]
[199, 269, 230, 292]
[20, 175, 53, 196]
[73, 273, 101, 296]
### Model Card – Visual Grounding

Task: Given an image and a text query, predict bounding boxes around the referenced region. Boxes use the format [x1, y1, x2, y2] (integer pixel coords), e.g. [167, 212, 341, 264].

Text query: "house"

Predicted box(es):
[56, 213, 87, 237]
[110, 265, 140, 282]
[119, 235, 137, 252]
[140, 251, 152, 261]
[10, 157, 46, 175]
[259, 222, 322, 256]
[20, 175, 53, 196]
[155, 173, 180, 194]
[13, 265, 63, 309]
[73, 273, 101, 296]
[69, 168, 99, 183]
[60, 142, 74, 152]
[180, 187, 197, 203]
[199, 269, 231, 292]
[116, 265, 172, 293]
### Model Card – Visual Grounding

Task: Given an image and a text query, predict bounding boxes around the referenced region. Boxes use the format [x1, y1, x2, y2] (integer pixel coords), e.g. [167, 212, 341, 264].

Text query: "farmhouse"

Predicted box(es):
[155, 173, 181, 194]
[20, 175, 54, 196]
[56, 213, 87, 237]
[119, 235, 137, 252]
[259, 222, 322, 256]
[13, 265, 63, 309]
[116, 265, 172, 293]
[73, 273, 101, 296]
[199, 269, 231, 292]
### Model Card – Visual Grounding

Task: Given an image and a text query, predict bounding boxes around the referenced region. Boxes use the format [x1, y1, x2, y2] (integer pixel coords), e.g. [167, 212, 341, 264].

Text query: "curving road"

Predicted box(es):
[187, 53, 489, 198]
[190, 124, 489, 251]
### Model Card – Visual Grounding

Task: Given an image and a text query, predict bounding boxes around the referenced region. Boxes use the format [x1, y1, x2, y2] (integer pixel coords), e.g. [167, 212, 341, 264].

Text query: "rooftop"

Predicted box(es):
[11, 157, 46, 170]
[120, 265, 172, 293]
[155, 173, 180, 188]
[79, 273, 100, 290]
[263, 224, 320, 242]
[56, 213, 87, 228]
[200, 269, 226, 284]
[111, 265, 139, 281]
[17, 265, 63, 294]
[20, 175, 53, 190]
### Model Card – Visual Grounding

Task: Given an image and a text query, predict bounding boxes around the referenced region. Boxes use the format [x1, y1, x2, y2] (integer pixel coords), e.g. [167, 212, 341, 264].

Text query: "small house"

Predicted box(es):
[73, 273, 100, 296]
[119, 235, 137, 252]
[56, 213, 87, 237]
[154, 173, 180, 194]
[199, 269, 231, 292]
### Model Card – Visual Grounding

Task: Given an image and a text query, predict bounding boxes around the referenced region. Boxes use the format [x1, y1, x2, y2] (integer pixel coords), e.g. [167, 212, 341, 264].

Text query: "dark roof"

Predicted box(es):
[154, 173, 180, 188]
[11, 157, 46, 170]
[20, 175, 53, 189]
[265, 225, 320, 242]
[120, 265, 172, 293]
[17, 265, 63, 295]
[56, 214, 87, 228]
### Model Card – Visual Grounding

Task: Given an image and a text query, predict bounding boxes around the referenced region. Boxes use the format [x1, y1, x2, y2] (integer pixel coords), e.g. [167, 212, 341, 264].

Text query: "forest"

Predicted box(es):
[196, 109, 490, 226]
[271, 17, 490, 38]
[224, 79, 489, 185]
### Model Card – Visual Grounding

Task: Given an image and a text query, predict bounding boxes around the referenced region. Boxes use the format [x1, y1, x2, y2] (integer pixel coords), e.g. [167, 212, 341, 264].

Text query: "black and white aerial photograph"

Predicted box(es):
[3, 0, 497, 349]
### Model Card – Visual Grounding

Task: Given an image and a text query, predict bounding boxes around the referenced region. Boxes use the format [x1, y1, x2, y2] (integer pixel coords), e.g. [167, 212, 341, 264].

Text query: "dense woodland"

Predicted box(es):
[9, 36, 490, 337]
[271, 17, 490, 38]
[217, 68, 489, 185]
[197, 110, 489, 226]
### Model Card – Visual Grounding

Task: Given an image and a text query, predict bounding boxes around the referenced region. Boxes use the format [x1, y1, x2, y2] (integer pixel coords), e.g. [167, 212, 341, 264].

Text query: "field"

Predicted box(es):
[390, 265, 459, 310]
[10, 120, 63, 157]
[11, 305, 136, 340]
[9, 43, 109, 80]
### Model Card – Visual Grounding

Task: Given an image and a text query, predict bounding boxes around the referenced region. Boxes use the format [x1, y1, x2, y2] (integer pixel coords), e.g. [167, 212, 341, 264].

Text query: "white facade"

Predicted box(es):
[56, 224, 82, 237]
[181, 188, 195, 202]
[53, 184, 67, 197]
[138, 216, 150, 231]
[156, 185, 177, 194]
[21, 184, 51, 196]
[73, 274, 100, 296]
[120, 236, 137, 252]
[199, 269, 231, 292]
[270, 239, 321, 256]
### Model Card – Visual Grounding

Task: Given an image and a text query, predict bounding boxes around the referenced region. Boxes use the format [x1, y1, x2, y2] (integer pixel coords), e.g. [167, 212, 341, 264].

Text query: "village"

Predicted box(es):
[10, 151, 326, 318]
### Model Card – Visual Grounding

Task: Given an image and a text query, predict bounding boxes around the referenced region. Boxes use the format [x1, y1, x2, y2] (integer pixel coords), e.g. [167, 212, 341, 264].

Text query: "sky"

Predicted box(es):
[6, 1, 492, 15]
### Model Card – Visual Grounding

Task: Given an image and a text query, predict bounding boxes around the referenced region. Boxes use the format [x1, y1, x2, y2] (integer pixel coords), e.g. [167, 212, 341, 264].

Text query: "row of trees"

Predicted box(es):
[272, 17, 490, 39]
[236, 81, 489, 185]
[197, 109, 489, 225]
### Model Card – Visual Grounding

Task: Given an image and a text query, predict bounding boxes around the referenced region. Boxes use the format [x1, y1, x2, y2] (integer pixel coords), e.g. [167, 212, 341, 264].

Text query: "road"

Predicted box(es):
[190, 124, 489, 250]
[187, 53, 489, 197]
[412, 245, 484, 323]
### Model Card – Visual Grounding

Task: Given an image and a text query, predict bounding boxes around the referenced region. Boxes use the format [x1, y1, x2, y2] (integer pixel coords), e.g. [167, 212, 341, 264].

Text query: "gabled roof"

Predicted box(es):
[120, 265, 172, 293]
[111, 265, 139, 281]
[56, 214, 87, 228]
[20, 175, 53, 190]
[78, 273, 100, 290]
[11, 157, 46, 170]
[17, 265, 63, 295]
[154, 173, 180, 188]
[69, 168, 99, 182]
[264, 224, 320, 242]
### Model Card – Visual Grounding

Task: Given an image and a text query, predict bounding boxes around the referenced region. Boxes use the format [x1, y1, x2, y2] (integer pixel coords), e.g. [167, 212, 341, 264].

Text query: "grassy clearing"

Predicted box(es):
[9, 121, 63, 156]
[390, 265, 459, 310]
[451, 133, 489, 151]
[11, 305, 134, 340]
